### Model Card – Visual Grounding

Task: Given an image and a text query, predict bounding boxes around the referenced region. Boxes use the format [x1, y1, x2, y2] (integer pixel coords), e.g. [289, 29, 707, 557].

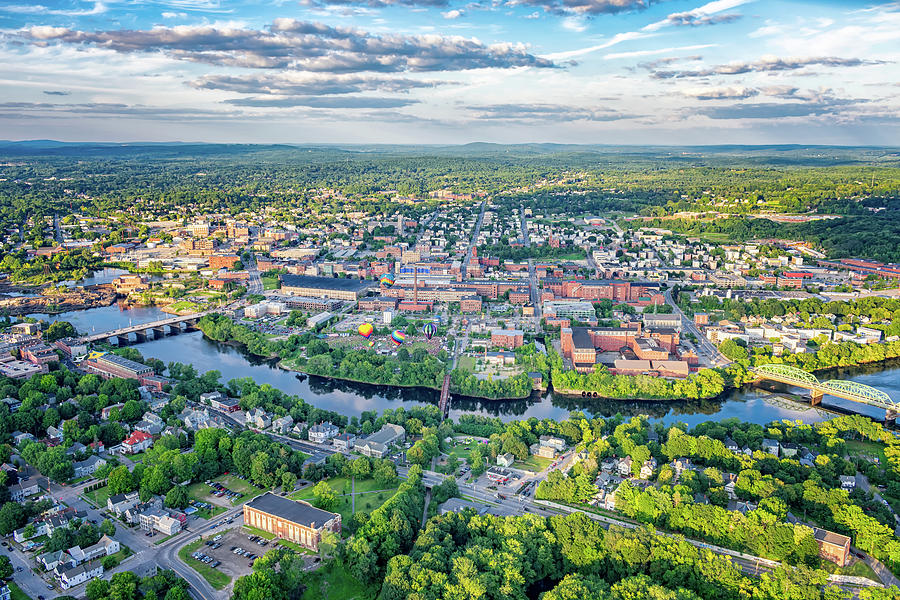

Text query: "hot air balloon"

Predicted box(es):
[358, 323, 374, 339]
[380, 274, 395, 288]
[422, 322, 436, 340]
[390, 330, 406, 345]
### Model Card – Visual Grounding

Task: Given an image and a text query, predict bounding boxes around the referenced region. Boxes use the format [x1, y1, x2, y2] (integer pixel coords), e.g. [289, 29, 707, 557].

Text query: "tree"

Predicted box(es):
[281, 472, 297, 493]
[373, 461, 397, 488]
[311, 481, 337, 512]
[99, 518, 116, 537]
[85, 578, 110, 600]
[0, 501, 25, 535]
[45, 320, 77, 342]
[0, 555, 12, 579]
[165, 485, 189, 509]
[108, 465, 136, 494]
[102, 555, 118, 570]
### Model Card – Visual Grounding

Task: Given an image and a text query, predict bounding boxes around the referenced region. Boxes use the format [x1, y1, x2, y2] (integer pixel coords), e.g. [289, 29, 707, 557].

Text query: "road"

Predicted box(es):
[517, 205, 543, 323]
[664, 288, 729, 367]
[246, 254, 263, 295]
[460, 200, 486, 279]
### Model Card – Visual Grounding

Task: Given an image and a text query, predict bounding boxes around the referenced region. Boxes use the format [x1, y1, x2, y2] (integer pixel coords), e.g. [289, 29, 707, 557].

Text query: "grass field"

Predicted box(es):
[821, 557, 881, 582]
[290, 476, 398, 524]
[178, 539, 232, 590]
[169, 300, 200, 312]
[301, 560, 375, 600]
[82, 485, 111, 507]
[513, 455, 553, 472]
[456, 356, 476, 373]
[845, 439, 887, 464]
[8, 582, 31, 600]
[262, 276, 280, 290]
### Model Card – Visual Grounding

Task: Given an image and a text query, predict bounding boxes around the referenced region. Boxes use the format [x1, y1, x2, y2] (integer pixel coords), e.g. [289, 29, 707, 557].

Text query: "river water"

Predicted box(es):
[27, 303, 900, 425]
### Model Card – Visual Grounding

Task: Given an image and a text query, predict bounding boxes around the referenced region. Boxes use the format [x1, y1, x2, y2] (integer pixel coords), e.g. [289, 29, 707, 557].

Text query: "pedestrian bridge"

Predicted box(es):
[752, 363, 898, 419]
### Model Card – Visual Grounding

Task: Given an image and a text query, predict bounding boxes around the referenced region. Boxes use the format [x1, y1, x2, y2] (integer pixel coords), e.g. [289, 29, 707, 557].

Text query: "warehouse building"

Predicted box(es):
[280, 274, 373, 301]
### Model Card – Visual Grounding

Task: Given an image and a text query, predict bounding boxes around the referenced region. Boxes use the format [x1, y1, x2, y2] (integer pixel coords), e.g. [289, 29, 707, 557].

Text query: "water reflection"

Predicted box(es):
[19, 301, 900, 425]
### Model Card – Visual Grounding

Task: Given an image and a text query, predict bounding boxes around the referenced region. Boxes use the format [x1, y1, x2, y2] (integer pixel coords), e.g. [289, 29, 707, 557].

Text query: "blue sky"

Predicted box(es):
[0, 0, 897, 144]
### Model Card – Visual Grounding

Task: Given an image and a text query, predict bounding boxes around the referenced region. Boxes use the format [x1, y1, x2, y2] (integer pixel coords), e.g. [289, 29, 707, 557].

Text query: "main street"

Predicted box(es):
[519, 204, 542, 324]
[664, 288, 729, 367]
[460, 200, 486, 279]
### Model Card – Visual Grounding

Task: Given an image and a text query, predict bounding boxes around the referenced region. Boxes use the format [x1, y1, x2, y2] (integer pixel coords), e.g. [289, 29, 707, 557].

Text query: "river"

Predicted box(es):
[26, 303, 900, 425]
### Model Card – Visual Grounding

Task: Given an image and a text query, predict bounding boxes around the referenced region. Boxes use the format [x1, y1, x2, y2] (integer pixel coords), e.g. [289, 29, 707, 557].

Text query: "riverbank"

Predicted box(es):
[280, 359, 533, 401]
[0, 283, 118, 315]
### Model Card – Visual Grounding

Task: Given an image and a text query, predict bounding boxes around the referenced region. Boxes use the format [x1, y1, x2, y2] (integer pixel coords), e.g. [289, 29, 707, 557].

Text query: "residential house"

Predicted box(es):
[38, 549, 68, 571]
[12, 431, 35, 446]
[67, 535, 119, 565]
[134, 412, 165, 435]
[839, 475, 856, 491]
[529, 443, 556, 459]
[497, 453, 515, 468]
[309, 422, 339, 444]
[761, 439, 780, 456]
[724, 438, 739, 453]
[139, 508, 185, 535]
[246, 407, 272, 429]
[10, 475, 47, 503]
[122, 430, 153, 454]
[181, 408, 211, 431]
[56, 562, 104, 590]
[332, 433, 357, 451]
[780, 442, 799, 457]
[539, 435, 567, 452]
[107, 491, 140, 517]
[618, 456, 633, 477]
[72, 455, 106, 478]
[271, 415, 294, 435]
[639, 458, 657, 480]
[101, 403, 125, 420]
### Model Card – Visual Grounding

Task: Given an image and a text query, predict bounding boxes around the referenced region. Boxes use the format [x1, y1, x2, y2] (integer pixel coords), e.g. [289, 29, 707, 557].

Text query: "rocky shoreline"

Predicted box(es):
[0, 283, 119, 316]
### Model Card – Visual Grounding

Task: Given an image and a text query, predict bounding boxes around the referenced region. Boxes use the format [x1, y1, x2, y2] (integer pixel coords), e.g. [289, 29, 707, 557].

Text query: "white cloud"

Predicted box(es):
[542, 31, 649, 60]
[0, 2, 107, 16]
[442, 9, 464, 18]
[604, 44, 716, 60]
[561, 17, 588, 32]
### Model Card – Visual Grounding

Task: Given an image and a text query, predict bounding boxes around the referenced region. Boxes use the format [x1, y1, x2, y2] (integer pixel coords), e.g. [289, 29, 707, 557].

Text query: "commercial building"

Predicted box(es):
[122, 430, 153, 454]
[491, 329, 524, 349]
[209, 254, 241, 270]
[243, 492, 341, 552]
[84, 353, 150, 380]
[486, 467, 512, 484]
[354, 423, 406, 458]
[280, 274, 372, 301]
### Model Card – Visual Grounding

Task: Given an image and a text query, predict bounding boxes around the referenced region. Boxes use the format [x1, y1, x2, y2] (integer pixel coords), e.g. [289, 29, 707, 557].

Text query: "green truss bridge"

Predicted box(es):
[752, 364, 899, 420]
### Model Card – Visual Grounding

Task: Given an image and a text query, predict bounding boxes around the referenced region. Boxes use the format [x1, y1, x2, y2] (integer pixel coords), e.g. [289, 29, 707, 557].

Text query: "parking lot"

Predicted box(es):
[189, 528, 269, 580]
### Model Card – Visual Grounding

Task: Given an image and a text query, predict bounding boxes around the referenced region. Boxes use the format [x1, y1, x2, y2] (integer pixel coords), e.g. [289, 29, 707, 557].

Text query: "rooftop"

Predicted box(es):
[280, 274, 372, 292]
[245, 492, 338, 528]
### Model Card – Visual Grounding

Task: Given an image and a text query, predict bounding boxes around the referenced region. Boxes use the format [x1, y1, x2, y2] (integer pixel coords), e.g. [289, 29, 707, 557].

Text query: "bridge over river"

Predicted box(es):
[752, 363, 898, 420]
[79, 312, 210, 345]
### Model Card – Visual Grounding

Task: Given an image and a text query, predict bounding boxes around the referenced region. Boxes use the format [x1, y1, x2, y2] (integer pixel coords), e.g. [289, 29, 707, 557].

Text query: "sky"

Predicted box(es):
[0, 0, 897, 145]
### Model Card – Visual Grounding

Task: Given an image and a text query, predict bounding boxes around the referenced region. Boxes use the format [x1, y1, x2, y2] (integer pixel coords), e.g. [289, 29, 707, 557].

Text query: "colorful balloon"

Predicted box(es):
[368, 340, 375, 347]
[390, 330, 406, 345]
[358, 323, 374, 339]
[380, 274, 395, 288]
[422, 322, 436, 340]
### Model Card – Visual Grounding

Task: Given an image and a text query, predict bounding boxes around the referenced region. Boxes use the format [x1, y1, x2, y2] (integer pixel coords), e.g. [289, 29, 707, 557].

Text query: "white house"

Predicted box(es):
[56, 562, 104, 590]
[67, 535, 119, 565]
[309, 422, 339, 444]
[73, 455, 107, 479]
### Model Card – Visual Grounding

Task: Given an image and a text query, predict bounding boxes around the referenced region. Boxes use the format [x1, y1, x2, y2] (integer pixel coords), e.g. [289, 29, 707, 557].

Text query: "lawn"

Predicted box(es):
[103, 545, 133, 568]
[8, 582, 31, 600]
[456, 356, 476, 373]
[178, 539, 232, 590]
[301, 560, 375, 600]
[82, 485, 111, 507]
[243, 525, 276, 540]
[513, 456, 553, 472]
[820, 557, 881, 582]
[845, 439, 886, 464]
[290, 476, 398, 524]
[262, 276, 280, 290]
[169, 301, 200, 312]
